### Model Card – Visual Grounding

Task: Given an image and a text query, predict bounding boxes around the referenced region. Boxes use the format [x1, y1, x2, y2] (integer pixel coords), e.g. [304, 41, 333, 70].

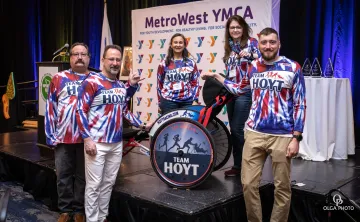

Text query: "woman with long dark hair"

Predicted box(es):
[157, 33, 200, 114]
[223, 15, 261, 177]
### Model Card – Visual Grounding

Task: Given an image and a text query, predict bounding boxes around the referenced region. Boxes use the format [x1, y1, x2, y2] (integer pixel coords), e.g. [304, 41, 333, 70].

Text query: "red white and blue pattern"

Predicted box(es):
[157, 58, 200, 104]
[45, 69, 94, 146]
[225, 38, 261, 83]
[76, 73, 141, 143]
[224, 56, 306, 135]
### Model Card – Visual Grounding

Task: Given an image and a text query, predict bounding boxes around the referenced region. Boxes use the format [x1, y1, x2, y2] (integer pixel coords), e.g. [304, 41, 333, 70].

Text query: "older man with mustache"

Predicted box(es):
[45, 42, 94, 222]
[201, 28, 306, 222]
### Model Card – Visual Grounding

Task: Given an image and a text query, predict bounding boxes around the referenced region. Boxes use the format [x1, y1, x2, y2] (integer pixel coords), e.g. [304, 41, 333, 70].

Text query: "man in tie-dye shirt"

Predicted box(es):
[76, 45, 149, 222]
[202, 28, 306, 222]
[45, 42, 92, 222]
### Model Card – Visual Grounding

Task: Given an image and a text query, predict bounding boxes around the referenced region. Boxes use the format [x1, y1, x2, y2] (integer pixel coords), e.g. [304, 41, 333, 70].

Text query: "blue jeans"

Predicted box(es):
[159, 98, 193, 114]
[226, 92, 252, 169]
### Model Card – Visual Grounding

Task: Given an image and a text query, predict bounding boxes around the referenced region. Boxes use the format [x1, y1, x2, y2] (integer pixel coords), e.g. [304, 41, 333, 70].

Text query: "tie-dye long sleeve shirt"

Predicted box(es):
[157, 58, 200, 104]
[223, 56, 306, 135]
[76, 73, 141, 143]
[45, 69, 93, 146]
[225, 37, 261, 83]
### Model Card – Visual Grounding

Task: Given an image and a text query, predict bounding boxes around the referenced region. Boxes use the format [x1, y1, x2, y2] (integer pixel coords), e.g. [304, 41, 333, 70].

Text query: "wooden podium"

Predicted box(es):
[36, 62, 70, 147]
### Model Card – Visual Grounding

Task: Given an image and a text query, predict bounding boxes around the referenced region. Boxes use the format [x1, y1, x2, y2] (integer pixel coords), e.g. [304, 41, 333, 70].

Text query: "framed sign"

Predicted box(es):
[119, 46, 132, 81]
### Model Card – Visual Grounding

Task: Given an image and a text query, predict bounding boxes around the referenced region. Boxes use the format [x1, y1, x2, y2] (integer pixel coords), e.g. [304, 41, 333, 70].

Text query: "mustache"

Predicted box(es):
[75, 60, 84, 64]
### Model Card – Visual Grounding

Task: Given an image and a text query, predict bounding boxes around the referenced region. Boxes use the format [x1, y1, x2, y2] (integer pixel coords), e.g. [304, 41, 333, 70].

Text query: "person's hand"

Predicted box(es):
[201, 72, 216, 80]
[192, 100, 199, 105]
[286, 139, 299, 158]
[129, 69, 141, 86]
[239, 50, 251, 58]
[140, 122, 153, 132]
[144, 121, 154, 132]
[84, 137, 97, 156]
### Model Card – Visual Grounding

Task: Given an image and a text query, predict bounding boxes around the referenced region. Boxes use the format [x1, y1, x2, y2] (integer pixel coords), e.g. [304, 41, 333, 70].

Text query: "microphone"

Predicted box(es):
[53, 43, 69, 55]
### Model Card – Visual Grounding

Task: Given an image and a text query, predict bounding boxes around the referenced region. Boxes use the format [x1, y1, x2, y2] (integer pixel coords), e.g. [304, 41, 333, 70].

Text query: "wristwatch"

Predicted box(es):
[293, 134, 303, 142]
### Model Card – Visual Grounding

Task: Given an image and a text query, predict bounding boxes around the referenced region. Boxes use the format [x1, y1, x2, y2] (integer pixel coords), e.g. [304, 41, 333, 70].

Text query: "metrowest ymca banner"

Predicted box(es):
[131, 0, 280, 125]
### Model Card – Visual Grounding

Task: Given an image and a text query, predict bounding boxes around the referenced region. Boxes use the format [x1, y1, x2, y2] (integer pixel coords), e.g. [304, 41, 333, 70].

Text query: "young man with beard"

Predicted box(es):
[201, 28, 306, 222]
[45, 42, 93, 222]
[76, 45, 149, 222]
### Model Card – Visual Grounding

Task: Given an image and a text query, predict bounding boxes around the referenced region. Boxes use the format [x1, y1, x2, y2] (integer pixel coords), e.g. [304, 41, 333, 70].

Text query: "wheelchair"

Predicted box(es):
[127, 76, 234, 189]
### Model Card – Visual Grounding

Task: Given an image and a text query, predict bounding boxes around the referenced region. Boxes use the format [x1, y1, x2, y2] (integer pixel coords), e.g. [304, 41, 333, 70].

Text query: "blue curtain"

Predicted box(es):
[280, 0, 359, 134]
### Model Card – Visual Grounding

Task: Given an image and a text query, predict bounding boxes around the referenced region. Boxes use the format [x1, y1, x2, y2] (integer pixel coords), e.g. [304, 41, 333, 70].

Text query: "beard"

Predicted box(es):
[106, 66, 119, 75]
[260, 49, 279, 61]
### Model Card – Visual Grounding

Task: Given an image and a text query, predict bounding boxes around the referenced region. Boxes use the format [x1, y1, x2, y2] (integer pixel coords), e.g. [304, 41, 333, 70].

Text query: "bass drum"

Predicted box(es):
[150, 117, 216, 189]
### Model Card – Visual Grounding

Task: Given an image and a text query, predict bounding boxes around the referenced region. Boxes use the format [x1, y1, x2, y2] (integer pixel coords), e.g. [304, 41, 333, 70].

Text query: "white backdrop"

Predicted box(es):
[131, 0, 280, 125]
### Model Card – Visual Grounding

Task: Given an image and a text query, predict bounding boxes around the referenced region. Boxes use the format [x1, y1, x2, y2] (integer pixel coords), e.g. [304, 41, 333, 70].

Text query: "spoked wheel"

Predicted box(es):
[206, 116, 232, 171]
[150, 118, 216, 189]
[181, 105, 232, 171]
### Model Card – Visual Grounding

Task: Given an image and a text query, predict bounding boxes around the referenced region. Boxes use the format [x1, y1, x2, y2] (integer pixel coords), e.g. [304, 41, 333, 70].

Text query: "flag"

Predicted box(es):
[99, 1, 113, 70]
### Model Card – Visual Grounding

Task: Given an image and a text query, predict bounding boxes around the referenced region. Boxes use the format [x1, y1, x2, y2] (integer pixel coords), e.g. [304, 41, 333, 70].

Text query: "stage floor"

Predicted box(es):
[0, 129, 359, 221]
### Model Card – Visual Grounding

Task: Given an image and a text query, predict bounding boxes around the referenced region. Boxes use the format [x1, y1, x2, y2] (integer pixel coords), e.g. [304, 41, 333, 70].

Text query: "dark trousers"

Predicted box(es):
[159, 97, 193, 114]
[226, 92, 252, 169]
[55, 143, 85, 213]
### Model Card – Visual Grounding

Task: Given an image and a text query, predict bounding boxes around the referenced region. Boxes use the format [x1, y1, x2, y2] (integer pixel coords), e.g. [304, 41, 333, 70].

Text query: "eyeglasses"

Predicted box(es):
[104, 57, 121, 63]
[71, 53, 89, 57]
[229, 26, 242, 30]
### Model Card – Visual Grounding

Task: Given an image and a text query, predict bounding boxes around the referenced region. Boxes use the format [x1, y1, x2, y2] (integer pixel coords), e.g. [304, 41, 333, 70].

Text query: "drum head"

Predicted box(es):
[150, 117, 215, 189]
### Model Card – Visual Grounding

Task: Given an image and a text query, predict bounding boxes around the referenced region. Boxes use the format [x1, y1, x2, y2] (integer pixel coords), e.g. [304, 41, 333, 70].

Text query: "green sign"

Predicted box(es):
[41, 73, 53, 101]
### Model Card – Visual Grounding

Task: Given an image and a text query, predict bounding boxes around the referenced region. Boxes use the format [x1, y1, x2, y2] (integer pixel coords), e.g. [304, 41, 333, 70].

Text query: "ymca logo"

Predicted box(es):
[137, 40, 144, 49]
[208, 53, 217, 63]
[197, 37, 204, 47]
[147, 69, 153, 78]
[208, 69, 216, 73]
[208, 36, 218, 47]
[160, 53, 166, 61]
[137, 54, 144, 64]
[148, 54, 154, 63]
[186, 37, 191, 46]
[136, 97, 142, 106]
[136, 111, 142, 119]
[136, 83, 142, 92]
[196, 53, 203, 63]
[145, 83, 153, 93]
[160, 39, 166, 48]
[222, 106, 227, 115]
[145, 112, 152, 121]
[137, 69, 143, 76]
[148, 40, 154, 49]
[145, 98, 153, 107]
